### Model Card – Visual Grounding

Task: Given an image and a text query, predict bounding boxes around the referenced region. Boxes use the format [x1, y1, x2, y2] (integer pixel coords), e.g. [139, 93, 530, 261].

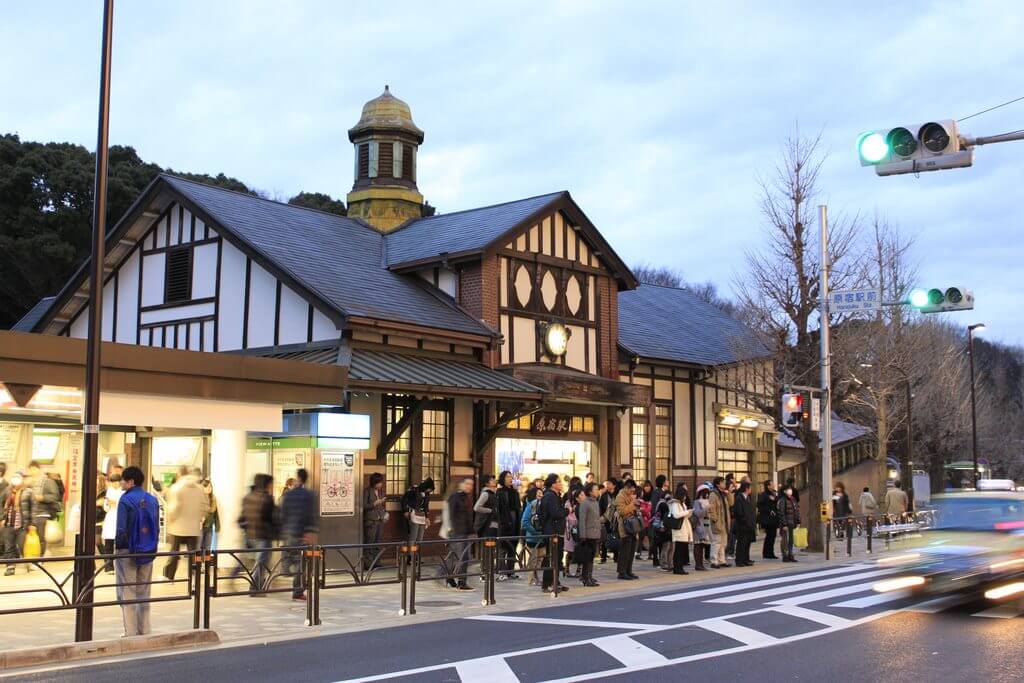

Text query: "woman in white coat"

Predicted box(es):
[101, 473, 123, 572]
[667, 483, 694, 575]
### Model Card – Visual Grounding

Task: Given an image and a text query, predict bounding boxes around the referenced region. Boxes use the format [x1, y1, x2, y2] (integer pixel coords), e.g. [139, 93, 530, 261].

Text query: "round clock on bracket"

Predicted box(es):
[540, 321, 571, 358]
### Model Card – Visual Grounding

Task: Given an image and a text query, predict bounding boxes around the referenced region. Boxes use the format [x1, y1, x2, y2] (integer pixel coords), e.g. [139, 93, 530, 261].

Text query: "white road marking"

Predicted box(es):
[467, 615, 663, 630]
[699, 618, 778, 646]
[708, 568, 898, 604]
[906, 595, 963, 613]
[456, 656, 518, 682]
[830, 590, 911, 608]
[779, 605, 851, 628]
[972, 602, 1024, 619]
[647, 564, 873, 602]
[592, 634, 669, 667]
[768, 581, 894, 607]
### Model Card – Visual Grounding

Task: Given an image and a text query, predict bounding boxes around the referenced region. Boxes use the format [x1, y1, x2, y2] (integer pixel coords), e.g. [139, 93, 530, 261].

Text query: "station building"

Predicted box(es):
[2, 87, 776, 547]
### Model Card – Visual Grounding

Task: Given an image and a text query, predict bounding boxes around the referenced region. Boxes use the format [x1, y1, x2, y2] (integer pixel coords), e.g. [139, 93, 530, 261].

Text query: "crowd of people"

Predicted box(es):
[383, 470, 830, 594]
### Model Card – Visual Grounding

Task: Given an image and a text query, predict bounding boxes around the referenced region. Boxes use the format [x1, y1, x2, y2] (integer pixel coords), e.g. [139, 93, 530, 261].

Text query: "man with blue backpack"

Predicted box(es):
[115, 466, 160, 637]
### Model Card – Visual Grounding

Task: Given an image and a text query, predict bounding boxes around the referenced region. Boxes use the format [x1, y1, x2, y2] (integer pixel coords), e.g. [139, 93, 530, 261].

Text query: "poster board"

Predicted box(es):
[319, 450, 356, 516]
[0, 424, 21, 463]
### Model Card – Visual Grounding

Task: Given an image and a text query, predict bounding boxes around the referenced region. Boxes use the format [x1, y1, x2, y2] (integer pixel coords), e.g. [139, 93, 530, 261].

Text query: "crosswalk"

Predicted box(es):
[337, 563, 1023, 683]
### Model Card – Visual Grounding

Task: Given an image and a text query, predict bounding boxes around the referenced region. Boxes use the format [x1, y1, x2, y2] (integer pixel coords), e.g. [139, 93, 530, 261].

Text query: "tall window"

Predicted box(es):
[165, 247, 193, 303]
[717, 450, 751, 481]
[421, 408, 448, 494]
[630, 406, 648, 479]
[383, 396, 412, 496]
[654, 403, 672, 478]
[382, 395, 451, 496]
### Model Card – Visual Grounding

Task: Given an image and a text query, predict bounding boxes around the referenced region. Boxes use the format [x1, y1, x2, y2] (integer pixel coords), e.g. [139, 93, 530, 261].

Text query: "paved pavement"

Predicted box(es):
[6, 539, 1022, 682]
[0, 539, 867, 648]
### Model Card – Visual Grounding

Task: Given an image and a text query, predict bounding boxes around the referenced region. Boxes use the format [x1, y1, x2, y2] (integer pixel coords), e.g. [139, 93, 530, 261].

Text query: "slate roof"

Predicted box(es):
[384, 192, 565, 267]
[162, 175, 494, 338]
[617, 284, 770, 366]
[256, 344, 543, 398]
[11, 297, 55, 332]
[777, 417, 872, 449]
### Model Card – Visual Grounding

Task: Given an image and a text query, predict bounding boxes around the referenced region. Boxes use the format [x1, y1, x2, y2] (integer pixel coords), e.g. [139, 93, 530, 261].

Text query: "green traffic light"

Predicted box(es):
[858, 132, 888, 163]
[909, 289, 929, 308]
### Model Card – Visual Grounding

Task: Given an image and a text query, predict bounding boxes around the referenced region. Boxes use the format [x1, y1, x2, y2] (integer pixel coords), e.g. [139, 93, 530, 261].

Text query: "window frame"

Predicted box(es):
[381, 394, 452, 498]
[164, 246, 193, 304]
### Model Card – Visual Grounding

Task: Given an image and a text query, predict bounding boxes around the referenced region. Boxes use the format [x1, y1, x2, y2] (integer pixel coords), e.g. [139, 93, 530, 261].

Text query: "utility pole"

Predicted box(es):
[819, 205, 832, 518]
[968, 323, 985, 488]
[75, 0, 114, 643]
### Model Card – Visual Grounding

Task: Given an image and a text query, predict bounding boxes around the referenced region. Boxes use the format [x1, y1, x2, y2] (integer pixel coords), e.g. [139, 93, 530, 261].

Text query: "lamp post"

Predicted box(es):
[968, 323, 986, 488]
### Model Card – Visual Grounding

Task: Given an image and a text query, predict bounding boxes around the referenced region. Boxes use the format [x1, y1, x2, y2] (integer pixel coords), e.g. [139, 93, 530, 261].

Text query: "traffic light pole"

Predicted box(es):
[962, 130, 1024, 147]
[818, 205, 833, 512]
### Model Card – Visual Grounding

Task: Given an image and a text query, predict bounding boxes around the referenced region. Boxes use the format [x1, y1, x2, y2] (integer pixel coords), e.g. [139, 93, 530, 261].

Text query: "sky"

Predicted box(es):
[3, 1, 1023, 346]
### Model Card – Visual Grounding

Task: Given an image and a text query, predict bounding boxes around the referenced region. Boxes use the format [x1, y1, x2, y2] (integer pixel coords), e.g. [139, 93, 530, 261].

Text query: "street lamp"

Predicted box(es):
[968, 324, 986, 488]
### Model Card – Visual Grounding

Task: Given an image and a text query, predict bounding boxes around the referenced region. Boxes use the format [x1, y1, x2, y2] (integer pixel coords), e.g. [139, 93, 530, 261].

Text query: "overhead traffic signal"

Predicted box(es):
[781, 392, 804, 428]
[857, 120, 974, 176]
[907, 286, 974, 313]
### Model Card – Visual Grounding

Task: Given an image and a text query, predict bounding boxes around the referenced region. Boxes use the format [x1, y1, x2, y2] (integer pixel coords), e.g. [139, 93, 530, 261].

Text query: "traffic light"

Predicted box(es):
[857, 120, 973, 176]
[781, 392, 803, 427]
[907, 286, 974, 313]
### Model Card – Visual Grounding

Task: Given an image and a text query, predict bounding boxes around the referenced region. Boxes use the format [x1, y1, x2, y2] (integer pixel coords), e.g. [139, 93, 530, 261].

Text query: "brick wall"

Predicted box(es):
[458, 256, 500, 367]
[598, 277, 619, 379]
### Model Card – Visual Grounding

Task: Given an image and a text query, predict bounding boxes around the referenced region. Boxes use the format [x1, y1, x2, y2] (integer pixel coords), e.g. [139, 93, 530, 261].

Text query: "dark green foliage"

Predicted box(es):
[287, 191, 347, 215]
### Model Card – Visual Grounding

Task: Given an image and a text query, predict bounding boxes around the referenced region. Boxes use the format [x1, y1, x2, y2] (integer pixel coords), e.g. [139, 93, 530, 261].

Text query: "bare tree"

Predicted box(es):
[632, 263, 736, 313]
[733, 130, 861, 551]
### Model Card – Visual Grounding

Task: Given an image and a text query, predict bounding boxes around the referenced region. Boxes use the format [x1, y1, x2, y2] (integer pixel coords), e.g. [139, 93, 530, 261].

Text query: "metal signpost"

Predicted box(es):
[818, 205, 833, 525]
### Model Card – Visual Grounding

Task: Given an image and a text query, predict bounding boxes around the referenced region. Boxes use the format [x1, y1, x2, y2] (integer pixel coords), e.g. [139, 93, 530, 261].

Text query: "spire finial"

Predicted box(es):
[384, 84, 390, 94]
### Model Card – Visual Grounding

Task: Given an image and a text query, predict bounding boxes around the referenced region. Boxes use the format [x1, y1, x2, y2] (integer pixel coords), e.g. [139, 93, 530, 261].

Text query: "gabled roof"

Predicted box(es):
[162, 175, 495, 338]
[618, 284, 770, 367]
[777, 417, 872, 449]
[34, 174, 496, 339]
[385, 192, 563, 266]
[385, 191, 638, 289]
[11, 297, 55, 331]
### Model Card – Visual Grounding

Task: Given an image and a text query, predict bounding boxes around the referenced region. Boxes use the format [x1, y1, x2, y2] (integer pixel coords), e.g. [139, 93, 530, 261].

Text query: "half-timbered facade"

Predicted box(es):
[11, 86, 773, 543]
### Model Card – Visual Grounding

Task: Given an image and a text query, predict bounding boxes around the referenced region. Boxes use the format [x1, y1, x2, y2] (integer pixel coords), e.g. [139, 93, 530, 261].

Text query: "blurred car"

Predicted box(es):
[873, 482, 1024, 601]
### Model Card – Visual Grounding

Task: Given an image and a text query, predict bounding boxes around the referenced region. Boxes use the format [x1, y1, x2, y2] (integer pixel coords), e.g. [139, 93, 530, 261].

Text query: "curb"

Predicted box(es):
[0, 629, 219, 672]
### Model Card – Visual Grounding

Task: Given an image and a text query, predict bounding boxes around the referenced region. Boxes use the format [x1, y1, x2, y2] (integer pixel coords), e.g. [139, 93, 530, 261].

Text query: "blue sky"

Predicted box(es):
[3, 1, 1023, 345]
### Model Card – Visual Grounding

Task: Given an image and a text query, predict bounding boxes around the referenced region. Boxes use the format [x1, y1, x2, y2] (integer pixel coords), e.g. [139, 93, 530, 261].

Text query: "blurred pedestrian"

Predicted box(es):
[200, 479, 220, 551]
[279, 468, 318, 600]
[832, 482, 852, 538]
[859, 486, 878, 517]
[101, 473, 123, 572]
[235, 474, 276, 595]
[757, 480, 780, 560]
[23, 461, 59, 558]
[163, 466, 208, 581]
[598, 479, 618, 564]
[446, 477, 475, 591]
[732, 481, 756, 567]
[115, 466, 159, 637]
[401, 478, 434, 544]
[884, 481, 909, 521]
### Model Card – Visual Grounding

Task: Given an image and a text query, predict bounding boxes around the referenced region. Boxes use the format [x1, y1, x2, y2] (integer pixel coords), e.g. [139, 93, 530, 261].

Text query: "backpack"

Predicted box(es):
[530, 494, 546, 531]
[665, 502, 685, 531]
[652, 500, 669, 532]
[125, 490, 160, 565]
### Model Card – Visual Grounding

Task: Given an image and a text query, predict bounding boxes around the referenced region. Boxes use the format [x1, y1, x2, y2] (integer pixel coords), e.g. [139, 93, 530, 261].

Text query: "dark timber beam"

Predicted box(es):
[376, 398, 426, 460]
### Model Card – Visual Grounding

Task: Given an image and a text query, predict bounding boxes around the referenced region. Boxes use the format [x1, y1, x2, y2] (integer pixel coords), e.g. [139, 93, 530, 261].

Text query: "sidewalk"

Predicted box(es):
[0, 535, 900, 654]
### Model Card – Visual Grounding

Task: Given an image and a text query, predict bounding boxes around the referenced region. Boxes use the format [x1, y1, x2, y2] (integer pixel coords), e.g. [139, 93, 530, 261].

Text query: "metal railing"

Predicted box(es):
[0, 534, 562, 642]
[824, 512, 930, 559]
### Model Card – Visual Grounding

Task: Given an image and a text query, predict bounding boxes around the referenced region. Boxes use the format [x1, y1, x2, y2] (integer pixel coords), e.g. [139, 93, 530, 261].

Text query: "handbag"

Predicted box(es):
[44, 519, 64, 545]
[793, 526, 808, 548]
[624, 513, 643, 537]
[23, 528, 42, 558]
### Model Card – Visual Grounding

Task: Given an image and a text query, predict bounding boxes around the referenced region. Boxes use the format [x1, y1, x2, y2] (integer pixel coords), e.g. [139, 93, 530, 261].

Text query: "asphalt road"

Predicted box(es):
[11, 562, 1024, 683]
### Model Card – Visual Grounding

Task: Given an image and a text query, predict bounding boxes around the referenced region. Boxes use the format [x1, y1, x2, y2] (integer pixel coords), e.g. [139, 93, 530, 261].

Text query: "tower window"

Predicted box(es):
[358, 143, 369, 178]
[402, 144, 413, 180]
[164, 247, 193, 303]
[378, 141, 394, 178]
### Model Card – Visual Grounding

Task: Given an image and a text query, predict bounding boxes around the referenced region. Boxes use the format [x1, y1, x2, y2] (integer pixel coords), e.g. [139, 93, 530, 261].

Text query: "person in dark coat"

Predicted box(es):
[446, 478, 475, 590]
[778, 484, 801, 563]
[598, 479, 618, 564]
[757, 480, 780, 559]
[495, 471, 521, 579]
[538, 473, 568, 593]
[731, 481, 757, 567]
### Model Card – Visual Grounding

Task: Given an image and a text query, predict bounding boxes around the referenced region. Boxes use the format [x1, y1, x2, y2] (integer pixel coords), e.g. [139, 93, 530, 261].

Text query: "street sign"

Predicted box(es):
[829, 288, 882, 313]
[810, 397, 821, 432]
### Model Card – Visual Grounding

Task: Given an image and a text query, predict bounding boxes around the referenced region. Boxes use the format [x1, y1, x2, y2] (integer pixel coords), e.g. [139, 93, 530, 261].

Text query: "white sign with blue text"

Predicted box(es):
[829, 288, 882, 313]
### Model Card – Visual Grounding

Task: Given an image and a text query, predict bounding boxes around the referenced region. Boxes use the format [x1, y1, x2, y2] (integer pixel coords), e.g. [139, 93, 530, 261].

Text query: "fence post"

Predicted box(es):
[192, 551, 201, 630]
[202, 551, 213, 630]
[484, 539, 496, 606]
[314, 547, 321, 626]
[303, 548, 313, 627]
[825, 521, 831, 561]
[866, 517, 873, 554]
[845, 518, 853, 556]
[550, 536, 560, 596]
[399, 544, 409, 616]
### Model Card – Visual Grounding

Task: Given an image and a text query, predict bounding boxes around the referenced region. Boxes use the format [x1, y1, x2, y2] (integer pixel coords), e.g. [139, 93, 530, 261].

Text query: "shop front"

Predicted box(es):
[496, 411, 598, 489]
